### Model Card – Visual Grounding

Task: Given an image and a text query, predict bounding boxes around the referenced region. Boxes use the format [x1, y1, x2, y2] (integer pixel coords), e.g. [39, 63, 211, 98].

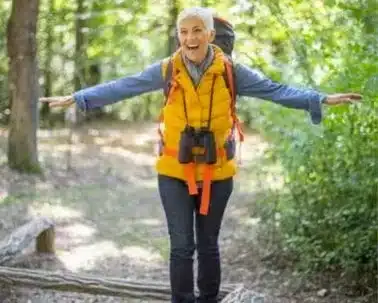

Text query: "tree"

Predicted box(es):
[73, 0, 87, 124]
[6, 0, 40, 172]
[40, 0, 55, 126]
[167, 0, 180, 56]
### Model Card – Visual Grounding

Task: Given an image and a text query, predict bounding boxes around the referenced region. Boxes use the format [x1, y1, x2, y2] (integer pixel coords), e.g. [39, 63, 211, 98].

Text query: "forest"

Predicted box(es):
[0, 0, 377, 302]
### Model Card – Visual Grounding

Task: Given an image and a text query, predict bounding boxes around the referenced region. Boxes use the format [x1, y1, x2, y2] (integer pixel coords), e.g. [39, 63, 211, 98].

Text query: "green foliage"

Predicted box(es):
[241, 1, 378, 275]
[0, 1, 11, 123]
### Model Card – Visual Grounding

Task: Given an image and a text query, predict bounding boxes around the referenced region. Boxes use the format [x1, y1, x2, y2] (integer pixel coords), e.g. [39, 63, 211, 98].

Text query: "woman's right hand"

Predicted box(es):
[39, 95, 75, 108]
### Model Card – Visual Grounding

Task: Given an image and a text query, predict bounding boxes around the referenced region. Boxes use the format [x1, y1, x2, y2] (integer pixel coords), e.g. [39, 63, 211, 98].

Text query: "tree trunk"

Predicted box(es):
[167, 0, 180, 56]
[0, 266, 237, 300]
[40, 0, 55, 126]
[74, 0, 87, 124]
[6, 0, 40, 172]
[86, 63, 104, 119]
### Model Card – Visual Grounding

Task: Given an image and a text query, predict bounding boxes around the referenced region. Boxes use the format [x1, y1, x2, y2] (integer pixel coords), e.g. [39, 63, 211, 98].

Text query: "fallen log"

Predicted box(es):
[0, 217, 55, 265]
[0, 266, 238, 300]
[221, 285, 265, 303]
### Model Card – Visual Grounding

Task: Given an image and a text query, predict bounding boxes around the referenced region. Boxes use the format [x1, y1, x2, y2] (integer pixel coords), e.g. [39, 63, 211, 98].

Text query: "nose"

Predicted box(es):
[187, 31, 196, 42]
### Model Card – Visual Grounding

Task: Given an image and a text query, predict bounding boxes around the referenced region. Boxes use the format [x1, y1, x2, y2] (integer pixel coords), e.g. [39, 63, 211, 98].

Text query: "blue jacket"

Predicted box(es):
[73, 61, 327, 124]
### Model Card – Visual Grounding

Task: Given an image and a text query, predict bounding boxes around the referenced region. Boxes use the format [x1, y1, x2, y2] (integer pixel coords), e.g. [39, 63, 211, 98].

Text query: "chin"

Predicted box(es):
[190, 57, 201, 63]
[183, 55, 197, 62]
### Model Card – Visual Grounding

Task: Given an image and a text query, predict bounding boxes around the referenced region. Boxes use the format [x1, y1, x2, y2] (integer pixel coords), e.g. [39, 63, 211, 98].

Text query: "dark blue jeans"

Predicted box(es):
[158, 174, 233, 303]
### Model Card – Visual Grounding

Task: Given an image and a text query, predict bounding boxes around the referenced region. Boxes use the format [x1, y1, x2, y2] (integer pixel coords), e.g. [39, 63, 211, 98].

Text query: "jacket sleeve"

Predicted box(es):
[73, 60, 165, 111]
[234, 63, 327, 124]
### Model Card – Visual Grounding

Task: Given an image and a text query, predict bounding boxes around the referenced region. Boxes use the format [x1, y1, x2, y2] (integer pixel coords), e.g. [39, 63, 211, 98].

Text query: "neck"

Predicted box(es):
[184, 45, 211, 66]
[180, 45, 214, 88]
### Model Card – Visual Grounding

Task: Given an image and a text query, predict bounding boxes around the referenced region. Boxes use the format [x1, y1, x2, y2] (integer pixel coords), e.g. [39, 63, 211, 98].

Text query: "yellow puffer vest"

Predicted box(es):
[155, 45, 239, 215]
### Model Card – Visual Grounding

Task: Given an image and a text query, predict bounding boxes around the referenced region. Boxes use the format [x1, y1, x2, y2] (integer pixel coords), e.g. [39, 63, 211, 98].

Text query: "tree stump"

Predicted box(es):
[0, 217, 55, 265]
[36, 226, 55, 253]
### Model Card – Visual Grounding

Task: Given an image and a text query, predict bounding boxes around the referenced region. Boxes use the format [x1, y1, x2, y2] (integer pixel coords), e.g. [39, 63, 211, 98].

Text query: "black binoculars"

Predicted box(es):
[178, 125, 217, 164]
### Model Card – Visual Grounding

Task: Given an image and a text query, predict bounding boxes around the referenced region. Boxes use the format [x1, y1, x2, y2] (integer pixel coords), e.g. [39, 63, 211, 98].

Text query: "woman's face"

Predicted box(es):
[178, 16, 215, 65]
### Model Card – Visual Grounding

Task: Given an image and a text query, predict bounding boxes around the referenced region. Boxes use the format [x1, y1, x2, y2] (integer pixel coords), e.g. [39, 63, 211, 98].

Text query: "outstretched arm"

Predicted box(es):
[40, 61, 165, 110]
[234, 63, 361, 124]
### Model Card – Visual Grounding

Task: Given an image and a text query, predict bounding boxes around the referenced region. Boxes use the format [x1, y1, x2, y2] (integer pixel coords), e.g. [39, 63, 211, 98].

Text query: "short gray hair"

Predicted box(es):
[176, 7, 214, 31]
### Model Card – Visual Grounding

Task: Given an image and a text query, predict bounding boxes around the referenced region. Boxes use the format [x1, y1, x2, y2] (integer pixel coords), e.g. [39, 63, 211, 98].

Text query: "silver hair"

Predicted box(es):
[176, 7, 214, 31]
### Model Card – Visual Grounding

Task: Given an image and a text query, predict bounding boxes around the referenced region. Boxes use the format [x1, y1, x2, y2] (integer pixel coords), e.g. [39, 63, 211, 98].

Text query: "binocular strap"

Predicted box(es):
[182, 74, 216, 128]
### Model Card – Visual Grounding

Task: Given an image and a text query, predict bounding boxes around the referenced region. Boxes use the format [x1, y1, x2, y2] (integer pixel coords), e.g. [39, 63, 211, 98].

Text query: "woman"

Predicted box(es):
[40, 7, 362, 303]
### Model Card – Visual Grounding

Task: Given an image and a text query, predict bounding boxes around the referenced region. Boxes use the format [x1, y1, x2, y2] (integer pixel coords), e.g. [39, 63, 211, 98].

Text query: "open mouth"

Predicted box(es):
[187, 45, 199, 51]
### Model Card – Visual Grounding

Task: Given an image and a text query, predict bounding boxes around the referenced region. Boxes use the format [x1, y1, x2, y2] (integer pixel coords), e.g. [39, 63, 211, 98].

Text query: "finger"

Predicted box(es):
[45, 99, 74, 107]
[346, 93, 363, 100]
[48, 102, 62, 108]
[40, 97, 66, 103]
[49, 102, 72, 108]
[39, 97, 54, 102]
[346, 97, 362, 103]
[39, 96, 72, 102]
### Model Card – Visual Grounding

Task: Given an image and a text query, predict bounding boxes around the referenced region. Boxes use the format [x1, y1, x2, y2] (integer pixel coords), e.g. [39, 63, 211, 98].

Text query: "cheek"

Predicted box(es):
[178, 36, 185, 44]
[199, 35, 209, 47]
[201, 32, 211, 42]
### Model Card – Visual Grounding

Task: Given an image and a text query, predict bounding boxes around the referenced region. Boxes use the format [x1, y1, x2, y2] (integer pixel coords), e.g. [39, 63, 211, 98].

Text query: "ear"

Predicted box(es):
[208, 29, 215, 42]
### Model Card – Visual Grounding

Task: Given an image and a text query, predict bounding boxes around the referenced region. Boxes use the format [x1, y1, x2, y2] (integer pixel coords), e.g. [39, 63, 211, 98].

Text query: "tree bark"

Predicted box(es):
[74, 0, 87, 124]
[6, 0, 40, 172]
[167, 0, 180, 56]
[0, 266, 237, 300]
[40, 0, 55, 126]
[85, 64, 104, 119]
[74, 0, 86, 91]
[0, 217, 55, 265]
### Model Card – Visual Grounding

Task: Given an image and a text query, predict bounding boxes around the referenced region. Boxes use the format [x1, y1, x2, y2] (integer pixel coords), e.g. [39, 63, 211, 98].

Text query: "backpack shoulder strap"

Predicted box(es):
[222, 55, 236, 106]
[222, 55, 244, 143]
[162, 57, 174, 99]
[158, 58, 174, 142]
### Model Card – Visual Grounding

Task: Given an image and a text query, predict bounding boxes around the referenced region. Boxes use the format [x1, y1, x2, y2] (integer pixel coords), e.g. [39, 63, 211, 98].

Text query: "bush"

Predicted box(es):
[242, 43, 378, 274]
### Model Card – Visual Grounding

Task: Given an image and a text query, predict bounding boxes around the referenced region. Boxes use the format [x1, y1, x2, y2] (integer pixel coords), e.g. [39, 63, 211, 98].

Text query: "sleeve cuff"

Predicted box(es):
[308, 93, 327, 125]
[73, 91, 87, 113]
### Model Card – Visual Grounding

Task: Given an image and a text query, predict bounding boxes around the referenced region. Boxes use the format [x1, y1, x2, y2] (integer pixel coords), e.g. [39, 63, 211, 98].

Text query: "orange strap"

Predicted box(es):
[200, 165, 213, 215]
[163, 147, 221, 216]
[183, 163, 198, 195]
[223, 56, 245, 144]
[163, 147, 199, 195]
[224, 56, 235, 104]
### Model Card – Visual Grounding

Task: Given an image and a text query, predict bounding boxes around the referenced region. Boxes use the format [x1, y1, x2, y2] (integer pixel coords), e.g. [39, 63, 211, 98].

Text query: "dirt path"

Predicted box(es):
[0, 122, 371, 303]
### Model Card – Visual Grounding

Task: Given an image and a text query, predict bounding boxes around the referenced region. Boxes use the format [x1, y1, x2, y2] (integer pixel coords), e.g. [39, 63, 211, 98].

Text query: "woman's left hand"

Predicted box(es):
[324, 93, 362, 105]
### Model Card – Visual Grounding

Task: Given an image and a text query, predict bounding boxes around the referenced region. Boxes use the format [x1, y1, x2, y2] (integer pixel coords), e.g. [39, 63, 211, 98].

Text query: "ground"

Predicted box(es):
[0, 121, 375, 303]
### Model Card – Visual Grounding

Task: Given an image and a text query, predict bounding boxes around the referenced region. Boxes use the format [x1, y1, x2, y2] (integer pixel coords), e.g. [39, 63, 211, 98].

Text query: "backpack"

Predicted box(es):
[159, 16, 244, 153]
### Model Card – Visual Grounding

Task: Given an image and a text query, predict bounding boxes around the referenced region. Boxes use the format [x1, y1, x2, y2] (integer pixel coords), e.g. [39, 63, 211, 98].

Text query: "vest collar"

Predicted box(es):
[173, 44, 225, 79]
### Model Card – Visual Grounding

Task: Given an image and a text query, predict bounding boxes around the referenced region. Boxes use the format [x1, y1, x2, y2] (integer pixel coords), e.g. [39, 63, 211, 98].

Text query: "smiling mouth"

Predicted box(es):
[186, 45, 199, 51]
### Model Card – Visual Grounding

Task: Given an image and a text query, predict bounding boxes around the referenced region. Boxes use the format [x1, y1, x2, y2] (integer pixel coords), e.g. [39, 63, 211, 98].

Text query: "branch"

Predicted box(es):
[0, 266, 238, 300]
